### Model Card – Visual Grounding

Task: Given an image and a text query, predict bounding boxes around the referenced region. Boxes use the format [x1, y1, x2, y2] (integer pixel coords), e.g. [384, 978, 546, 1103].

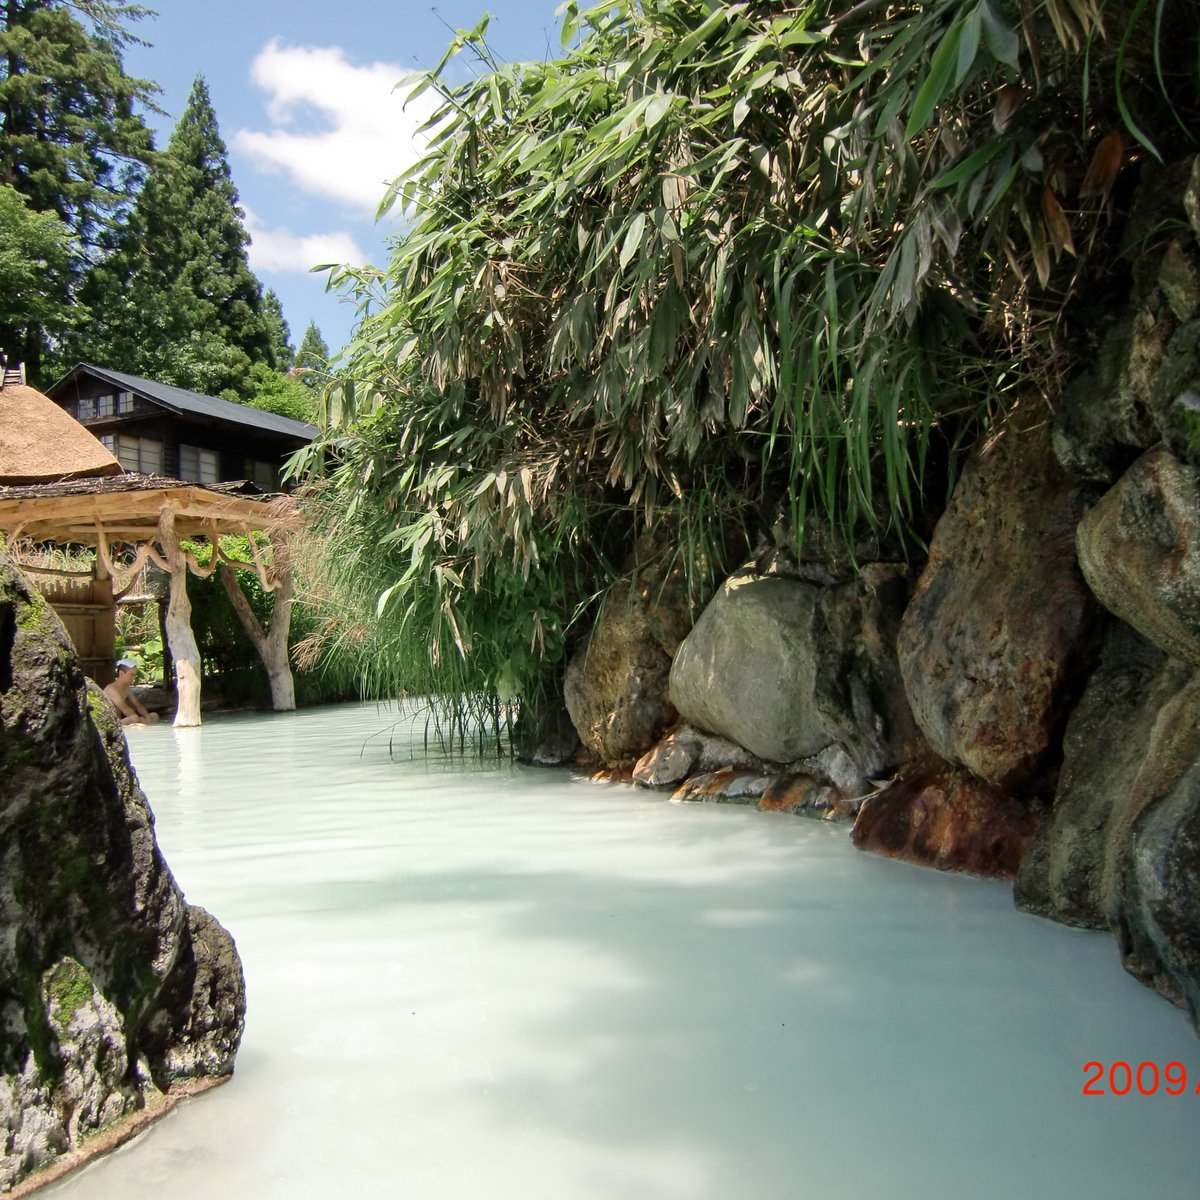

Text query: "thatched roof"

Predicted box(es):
[0, 382, 122, 484]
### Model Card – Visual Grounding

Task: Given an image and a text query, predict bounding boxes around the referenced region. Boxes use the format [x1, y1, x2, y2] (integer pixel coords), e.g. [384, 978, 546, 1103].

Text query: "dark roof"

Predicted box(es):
[48, 364, 319, 442]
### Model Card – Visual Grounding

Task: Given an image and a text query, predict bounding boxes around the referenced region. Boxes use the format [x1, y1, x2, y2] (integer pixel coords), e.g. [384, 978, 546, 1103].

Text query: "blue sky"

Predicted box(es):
[120, 1, 567, 357]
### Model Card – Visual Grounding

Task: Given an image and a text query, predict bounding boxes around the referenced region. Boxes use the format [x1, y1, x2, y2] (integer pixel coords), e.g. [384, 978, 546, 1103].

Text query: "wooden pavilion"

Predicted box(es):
[0, 368, 302, 727]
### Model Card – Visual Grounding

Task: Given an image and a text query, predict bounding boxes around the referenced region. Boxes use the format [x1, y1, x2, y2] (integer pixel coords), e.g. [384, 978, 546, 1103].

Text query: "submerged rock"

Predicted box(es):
[0, 551, 246, 1192]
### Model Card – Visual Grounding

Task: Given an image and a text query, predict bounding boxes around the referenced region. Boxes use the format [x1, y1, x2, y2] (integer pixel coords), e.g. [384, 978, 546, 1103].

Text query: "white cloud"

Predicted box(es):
[234, 40, 440, 215]
[244, 208, 366, 274]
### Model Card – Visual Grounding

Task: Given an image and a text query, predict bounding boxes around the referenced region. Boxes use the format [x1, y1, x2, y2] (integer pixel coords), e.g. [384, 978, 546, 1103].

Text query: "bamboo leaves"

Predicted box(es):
[300, 0, 1200, 726]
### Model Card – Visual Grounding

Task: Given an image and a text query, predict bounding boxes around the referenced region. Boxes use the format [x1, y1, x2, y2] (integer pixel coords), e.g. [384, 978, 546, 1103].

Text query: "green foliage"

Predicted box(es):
[76, 75, 275, 395]
[222, 362, 317, 423]
[0, 185, 78, 360]
[262, 288, 295, 370]
[0, 0, 156, 377]
[181, 536, 349, 707]
[0, 0, 156, 242]
[296, 320, 331, 387]
[301, 0, 1198, 726]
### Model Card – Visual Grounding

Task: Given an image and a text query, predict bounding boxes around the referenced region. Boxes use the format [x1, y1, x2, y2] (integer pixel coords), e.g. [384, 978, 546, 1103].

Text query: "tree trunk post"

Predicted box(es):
[218, 533, 296, 712]
[158, 507, 203, 727]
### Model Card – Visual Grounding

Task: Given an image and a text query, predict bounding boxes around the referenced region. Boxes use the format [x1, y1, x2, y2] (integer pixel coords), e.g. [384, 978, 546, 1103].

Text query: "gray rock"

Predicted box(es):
[670, 565, 919, 778]
[1158, 239, 1200, 322]
[668, 574, 826, 763]
[1076, 447, 1200, 665]
[1052, 309, 1163, 482]
[670, 769, 774, 805]
[1120, 756, 1200, 1025]
[632, 724, 762, 788]
[0, 551, 246, 1192]
[1184, 154, 1200, 241]
[898, 424, 1102, 790]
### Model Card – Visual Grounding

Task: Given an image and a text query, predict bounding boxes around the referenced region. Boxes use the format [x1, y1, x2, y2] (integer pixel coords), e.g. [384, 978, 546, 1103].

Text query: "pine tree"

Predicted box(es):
[0, 0, 156, 377]
[295, 320, 330, 386]
[262, 289, 294, 370]
[80, 75, 273, 395]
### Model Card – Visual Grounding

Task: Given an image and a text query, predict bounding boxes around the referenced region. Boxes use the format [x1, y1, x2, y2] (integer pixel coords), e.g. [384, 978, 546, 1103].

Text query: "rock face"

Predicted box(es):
[897, 425, 1101, 790]
[1076, 447, 1200, 665]
[552, 156, 1200, 1033]
[1015, 621, 1200, 1022]
[0, 552, 246, 1192]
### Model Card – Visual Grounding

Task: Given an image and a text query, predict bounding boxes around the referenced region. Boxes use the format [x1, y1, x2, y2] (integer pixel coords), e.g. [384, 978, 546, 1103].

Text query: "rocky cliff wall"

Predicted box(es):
[0, 552, 245, 1192]
[558, 155, 1200, 1035]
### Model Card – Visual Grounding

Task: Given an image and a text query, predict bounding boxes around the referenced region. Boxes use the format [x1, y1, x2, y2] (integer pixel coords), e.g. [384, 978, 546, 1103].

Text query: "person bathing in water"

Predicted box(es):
[104, 658, 161, 726]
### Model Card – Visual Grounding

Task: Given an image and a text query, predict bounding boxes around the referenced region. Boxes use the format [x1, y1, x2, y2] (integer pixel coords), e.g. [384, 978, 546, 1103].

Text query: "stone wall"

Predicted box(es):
[0, 551, 245, 1191]
[560, 155, 1200, 1035]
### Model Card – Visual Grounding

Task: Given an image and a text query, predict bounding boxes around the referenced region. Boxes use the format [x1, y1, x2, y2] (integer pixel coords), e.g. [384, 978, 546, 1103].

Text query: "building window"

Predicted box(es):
[97, 393, 114, 417]
[77, 396, 96, 419]
[111, 433, 162, 474]
[179, 444, 220, 484]
[246, 459, 277, 491]
[117, 391, 134, 413]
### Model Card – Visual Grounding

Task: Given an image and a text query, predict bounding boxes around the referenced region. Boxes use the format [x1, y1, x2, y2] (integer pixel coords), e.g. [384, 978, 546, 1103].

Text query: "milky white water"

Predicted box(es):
[43, 702, 1200, 1200]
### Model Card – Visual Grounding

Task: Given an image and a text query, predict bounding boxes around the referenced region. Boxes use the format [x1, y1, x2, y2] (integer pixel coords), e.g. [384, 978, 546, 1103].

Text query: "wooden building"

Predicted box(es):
[1, 364, 303, 724]
[46, 363, 317, 492]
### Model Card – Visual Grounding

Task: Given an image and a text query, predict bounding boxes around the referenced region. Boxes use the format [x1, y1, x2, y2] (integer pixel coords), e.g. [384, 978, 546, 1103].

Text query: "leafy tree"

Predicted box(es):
[0, 184, 78, 361]
[299, 0, 1199, 723]
[0, 0, 156, 376]
[262, 288, 294, 370]
[295, 320, 330, 385]
[79, 75, 273, 395]
[223, 361, 316, 424]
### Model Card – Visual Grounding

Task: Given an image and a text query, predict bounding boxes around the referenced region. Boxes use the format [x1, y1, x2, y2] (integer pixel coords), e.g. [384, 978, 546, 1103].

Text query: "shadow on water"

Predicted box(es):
[49, 703, 1200, 1200]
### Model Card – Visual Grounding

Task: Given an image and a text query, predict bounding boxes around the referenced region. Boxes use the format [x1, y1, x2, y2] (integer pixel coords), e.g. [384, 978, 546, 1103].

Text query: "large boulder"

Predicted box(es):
[1076, 447, 1200, 666]
[897, 424, 1102, 791]
[0, 552, 245, 1192]
[668, 574, 824, 763]
[563, 553, 692, 766]
[669, 565, 919, 787]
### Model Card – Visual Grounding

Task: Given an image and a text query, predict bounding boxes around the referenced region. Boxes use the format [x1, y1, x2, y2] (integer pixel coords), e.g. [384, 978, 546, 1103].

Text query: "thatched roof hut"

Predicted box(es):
[0, 380, 122, 484]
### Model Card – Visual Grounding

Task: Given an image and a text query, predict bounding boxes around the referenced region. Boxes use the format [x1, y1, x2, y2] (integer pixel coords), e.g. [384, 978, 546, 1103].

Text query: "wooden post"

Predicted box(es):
[218, 534, 296, 711]
[92, 556, 116, 685]
[157, 507, 203, 727]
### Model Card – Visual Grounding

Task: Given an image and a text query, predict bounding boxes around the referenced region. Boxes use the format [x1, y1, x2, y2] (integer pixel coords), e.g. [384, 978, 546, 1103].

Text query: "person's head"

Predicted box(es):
[115, 658, 137, 682]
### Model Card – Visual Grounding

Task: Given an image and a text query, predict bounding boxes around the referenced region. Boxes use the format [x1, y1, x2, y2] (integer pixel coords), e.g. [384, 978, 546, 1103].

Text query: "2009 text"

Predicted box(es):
[1082, 1062, 1198, 1096]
